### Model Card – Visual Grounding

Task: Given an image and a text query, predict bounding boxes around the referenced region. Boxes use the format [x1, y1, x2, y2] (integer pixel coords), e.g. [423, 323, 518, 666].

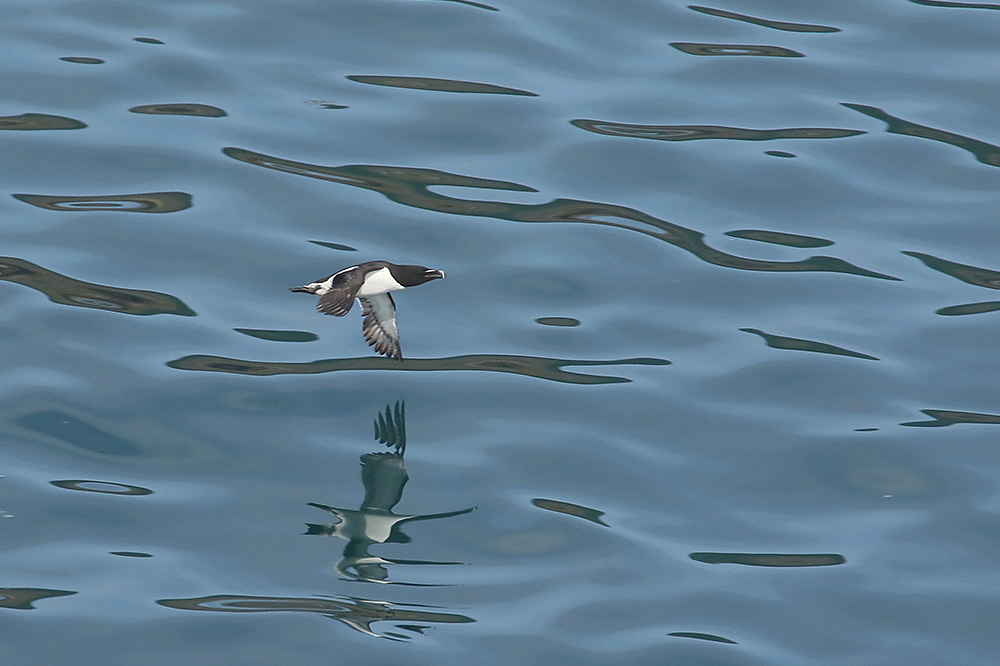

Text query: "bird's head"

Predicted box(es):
[394, 264, 446, 287]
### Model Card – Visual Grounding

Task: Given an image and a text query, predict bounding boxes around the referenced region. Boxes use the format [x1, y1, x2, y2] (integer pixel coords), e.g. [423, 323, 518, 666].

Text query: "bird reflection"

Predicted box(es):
[157, 593, 474, 641]
[373, 401, 406, 454]
[305, 401, 474, 584]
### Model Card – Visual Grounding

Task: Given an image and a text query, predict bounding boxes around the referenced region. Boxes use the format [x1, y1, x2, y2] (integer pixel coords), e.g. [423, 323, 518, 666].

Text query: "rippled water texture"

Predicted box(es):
[3, 1, 1000, 665]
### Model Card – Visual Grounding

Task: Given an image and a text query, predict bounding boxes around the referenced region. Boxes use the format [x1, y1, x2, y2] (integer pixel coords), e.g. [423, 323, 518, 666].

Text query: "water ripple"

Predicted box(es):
[0, 113, 86, 130]
[688, 5, 841, 32]
[129, 103, 227, 117]
[347, 75, 537, 96]
[532, 498, 608, 527]
[309, 240, 357, 251]
[437, 0, 498, 10]
[670, 43, 805, 57]
[740, 328, 879, 361]
[59, 56, 104, 64]
[109, 551, 153, 557]
[13, 191, 192, 213]
[909, 0, 1000, 9]
[668, 631, 738, 644]
[223, 147, 899, 281]
[233, 328, 318, 342]
[845, 103, 1000, 167]
[571, 119, 863, 142]
[0, 587, 76, 610]
[903, 250, 1000, 289]
[901, 409, 1000, 427]
[936, 301, 1000, 316]
[50, 479, 153, 496]
[166, 353, 669, 385]
[689, 552, 846, 567]
[535, 317, 581, 327]
[726, 230, 834, 248]
[0, 256, 195, 316]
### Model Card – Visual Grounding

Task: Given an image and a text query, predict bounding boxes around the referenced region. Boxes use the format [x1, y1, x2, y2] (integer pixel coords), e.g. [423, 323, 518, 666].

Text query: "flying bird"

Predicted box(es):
[291, 261, 445, 360]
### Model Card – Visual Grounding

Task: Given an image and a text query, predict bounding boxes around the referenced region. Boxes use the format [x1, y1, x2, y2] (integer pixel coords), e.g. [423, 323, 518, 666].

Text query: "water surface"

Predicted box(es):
[2, 1, 1000, 665]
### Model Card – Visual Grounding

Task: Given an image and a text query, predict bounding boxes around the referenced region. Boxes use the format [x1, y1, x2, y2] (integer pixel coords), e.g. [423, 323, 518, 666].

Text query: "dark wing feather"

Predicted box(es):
[315, 268, 367, 316]
[317, 285, 359, 316]
[359, 294, 402, 360]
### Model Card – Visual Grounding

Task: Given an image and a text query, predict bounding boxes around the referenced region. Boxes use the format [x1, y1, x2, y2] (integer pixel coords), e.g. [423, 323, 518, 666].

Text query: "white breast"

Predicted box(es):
[357, 267, 405, 296]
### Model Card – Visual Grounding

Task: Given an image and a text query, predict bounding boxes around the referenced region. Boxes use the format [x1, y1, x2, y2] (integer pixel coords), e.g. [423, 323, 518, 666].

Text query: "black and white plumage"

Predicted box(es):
[290, 261, 445, 360]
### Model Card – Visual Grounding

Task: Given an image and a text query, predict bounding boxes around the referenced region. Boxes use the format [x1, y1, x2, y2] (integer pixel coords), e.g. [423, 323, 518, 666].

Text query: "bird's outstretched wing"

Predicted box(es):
[314, 269, 366, 316]
[317, 283, 360, 316]
[359, 294, 401, 359]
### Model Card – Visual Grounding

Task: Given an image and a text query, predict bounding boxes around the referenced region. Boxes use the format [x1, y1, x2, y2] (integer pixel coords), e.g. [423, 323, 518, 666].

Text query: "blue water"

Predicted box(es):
[3, 1, 1000, 664]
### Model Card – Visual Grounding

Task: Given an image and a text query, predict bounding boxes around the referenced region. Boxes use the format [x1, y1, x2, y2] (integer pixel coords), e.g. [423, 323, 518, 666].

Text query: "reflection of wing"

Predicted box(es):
[359, 294, 401, 359]
[317, 282, 361, 316]
[360, 452, 408, 513]
[374, 402, 406, 454]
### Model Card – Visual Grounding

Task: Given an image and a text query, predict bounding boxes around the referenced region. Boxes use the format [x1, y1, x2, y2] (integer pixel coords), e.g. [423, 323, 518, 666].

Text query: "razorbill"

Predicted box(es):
[290, 261, 445, 360]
